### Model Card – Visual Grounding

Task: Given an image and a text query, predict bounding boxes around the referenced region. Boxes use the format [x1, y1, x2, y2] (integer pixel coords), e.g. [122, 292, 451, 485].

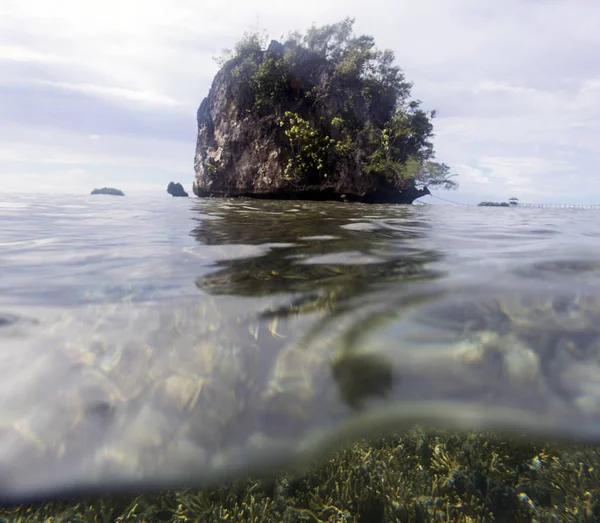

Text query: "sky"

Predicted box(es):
[0, 0, 598, 204]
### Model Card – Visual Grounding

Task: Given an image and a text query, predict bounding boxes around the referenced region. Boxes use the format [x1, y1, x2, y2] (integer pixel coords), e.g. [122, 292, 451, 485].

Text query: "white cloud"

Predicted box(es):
[0, 167, 167, 194]
[22, 79, 192, 108]
[0, 126, 191, 172]
[454, 164, 491, 185]
[478, 156, 574, 193]
[0, 44, 60, 63]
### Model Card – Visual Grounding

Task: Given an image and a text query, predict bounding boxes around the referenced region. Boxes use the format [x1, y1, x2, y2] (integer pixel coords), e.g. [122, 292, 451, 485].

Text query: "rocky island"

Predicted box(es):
[90, 187, 124, 196]
[193, 19, 458, 204]
[167, 182, 189, 197]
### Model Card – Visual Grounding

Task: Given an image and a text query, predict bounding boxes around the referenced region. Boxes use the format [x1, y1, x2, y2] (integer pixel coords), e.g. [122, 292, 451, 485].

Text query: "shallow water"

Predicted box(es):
[1, 192, 600, 501]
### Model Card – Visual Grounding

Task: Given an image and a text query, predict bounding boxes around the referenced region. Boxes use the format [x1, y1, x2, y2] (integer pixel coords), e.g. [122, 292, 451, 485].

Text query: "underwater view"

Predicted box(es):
[1, 193, 600, 521]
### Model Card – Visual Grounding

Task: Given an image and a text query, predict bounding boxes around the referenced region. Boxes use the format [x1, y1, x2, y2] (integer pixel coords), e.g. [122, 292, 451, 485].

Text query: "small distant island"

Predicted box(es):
[478, 201, 510, 207]
[91, 187, 125, 196]
[193, 18, 458, 204]
[478, 198, 519, 207]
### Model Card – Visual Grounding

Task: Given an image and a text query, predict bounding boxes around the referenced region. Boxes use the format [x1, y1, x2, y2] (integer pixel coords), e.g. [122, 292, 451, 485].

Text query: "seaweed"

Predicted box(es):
[3, 428, 600, 522]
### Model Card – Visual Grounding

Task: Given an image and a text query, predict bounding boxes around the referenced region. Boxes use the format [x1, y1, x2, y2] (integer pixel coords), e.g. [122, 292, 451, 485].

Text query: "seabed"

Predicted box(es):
[2, 428, 599, 522]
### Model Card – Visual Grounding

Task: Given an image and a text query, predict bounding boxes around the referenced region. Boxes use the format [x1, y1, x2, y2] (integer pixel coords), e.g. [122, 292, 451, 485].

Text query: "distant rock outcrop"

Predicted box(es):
[167, 182, 189, 197]
[192, 19, 457, 205]
[91, 187, 124, 196]
[478, 201, 509, 207]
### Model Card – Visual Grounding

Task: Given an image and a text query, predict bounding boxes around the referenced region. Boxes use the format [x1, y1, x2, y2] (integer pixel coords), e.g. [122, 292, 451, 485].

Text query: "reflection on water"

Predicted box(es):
[2, 195, 600, 502]
[193, 200, 444, 311]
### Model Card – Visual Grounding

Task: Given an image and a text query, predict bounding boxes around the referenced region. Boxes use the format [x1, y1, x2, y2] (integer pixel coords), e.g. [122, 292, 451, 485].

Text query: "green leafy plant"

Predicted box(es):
[205, 159, 217, 175]
[278, 111, 335, 180]
[249, 57, 289, 112]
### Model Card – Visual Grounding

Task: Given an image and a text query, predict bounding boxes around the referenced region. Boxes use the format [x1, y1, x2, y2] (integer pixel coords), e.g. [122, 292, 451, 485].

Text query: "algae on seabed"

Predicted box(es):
[2, 428, 600, 522]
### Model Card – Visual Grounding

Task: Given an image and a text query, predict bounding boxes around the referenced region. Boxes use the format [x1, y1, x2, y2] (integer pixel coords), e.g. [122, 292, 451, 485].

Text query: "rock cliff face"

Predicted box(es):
[193, 22, 452, 204]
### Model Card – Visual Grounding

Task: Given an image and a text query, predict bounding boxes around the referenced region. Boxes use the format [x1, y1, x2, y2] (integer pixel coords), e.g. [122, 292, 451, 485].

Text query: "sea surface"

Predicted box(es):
[1, 192, 600, 500]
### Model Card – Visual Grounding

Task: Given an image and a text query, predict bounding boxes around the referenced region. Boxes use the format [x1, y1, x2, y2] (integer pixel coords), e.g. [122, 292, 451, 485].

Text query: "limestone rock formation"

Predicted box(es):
[193, 20, 456, 204]
[167, 182, 189, 197]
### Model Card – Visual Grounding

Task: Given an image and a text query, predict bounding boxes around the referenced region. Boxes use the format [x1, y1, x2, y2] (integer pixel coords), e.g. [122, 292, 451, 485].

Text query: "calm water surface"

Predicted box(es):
[2, 193, 599, 306]
[1, 192, 600, 499]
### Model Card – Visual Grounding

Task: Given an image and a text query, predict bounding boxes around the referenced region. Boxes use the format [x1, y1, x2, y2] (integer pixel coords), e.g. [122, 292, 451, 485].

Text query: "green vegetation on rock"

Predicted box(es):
[216, 18, 457, 192]
[278, 111, 336, 180]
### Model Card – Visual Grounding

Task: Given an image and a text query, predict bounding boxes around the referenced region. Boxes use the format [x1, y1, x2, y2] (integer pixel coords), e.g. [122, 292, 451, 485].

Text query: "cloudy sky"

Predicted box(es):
[0, 0, 598, 204]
